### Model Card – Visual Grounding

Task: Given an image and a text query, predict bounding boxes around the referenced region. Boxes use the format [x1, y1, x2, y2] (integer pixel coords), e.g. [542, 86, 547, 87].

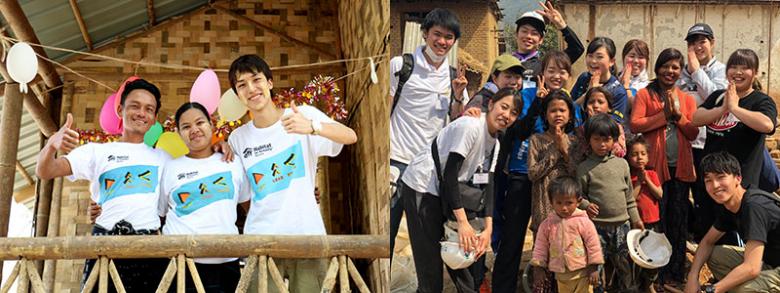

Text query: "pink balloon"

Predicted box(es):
[114, 76, 140, 118]
[100, 93, 122, 135]
[189, 70, 221, 114]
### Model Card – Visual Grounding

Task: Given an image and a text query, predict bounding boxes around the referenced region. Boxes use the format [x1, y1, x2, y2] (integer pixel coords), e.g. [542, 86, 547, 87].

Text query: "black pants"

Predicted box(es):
[491, 173, 532, 293]
[390, 160, 408, 263]
[660, 167, 691, 283]
[401, 182, 477, 293]
[174, 260, 241, 293]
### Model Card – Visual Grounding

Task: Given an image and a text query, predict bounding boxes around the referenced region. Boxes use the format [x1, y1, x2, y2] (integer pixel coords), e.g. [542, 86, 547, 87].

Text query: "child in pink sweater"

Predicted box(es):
[531, 176, 604, 293]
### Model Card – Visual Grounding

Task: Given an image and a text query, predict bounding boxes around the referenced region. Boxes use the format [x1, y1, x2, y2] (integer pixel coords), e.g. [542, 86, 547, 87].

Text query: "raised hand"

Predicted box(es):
[536, 75, 549, 98]
[281, 101, 314, 135]
[687, 44, 700, 74]
[590, 69, 602, 88]
[462, 107, 481, 118]
[536, 1, 567, 30]
[50, 113, 80, 154]
[621, 62, 633, 89]
[724, 81, 739, 111]
[452, 66, 468, 99]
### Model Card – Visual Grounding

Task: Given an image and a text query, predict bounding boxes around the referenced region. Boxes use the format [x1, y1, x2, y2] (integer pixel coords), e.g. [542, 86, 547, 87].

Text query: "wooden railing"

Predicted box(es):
[0, 235, 388, 293]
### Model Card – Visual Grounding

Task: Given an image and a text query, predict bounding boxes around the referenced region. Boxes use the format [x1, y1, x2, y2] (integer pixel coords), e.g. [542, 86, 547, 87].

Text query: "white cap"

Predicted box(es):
[627, 229, 672, 269]
[515, 11, 546, 36]
[440, 241, 476, 270]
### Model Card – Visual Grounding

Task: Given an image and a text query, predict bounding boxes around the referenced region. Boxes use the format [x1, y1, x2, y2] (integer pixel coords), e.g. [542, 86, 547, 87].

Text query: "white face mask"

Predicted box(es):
[424, 45, 447, 64]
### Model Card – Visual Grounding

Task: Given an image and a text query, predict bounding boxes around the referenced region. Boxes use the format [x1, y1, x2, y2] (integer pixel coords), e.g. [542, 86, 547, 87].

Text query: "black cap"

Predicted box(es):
[685, 23, 714, 42]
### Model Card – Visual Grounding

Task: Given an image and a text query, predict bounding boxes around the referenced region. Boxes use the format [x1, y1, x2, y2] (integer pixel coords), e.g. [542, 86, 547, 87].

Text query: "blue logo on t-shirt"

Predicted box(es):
[98, 165, 159, 204]
[246, 142, 306, 202]
[171, 172, 234, 217]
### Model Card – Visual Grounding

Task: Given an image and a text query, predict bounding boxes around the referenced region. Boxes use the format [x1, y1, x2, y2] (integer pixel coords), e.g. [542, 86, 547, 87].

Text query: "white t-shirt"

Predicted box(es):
[65, 142, 170, 231]
[158, 153, 250, 264]
[228, 105, 342, 235]
[401, 115, 498, 195]
[389, 45, 469, 164]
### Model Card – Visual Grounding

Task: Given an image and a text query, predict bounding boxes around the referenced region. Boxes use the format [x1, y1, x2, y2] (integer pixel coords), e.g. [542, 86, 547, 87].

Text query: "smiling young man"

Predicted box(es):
[227, 54, 357, 292]
[513, 1, 584, 79]
[36, 79, 170, 292]
[684, 152, 780, 293]
[388, 8, 469, 261]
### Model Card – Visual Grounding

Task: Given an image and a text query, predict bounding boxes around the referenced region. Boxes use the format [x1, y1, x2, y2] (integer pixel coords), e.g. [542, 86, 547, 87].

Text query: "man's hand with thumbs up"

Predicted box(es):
[50, 113, 80, 153]
[281, 102, 314, 135]
[36, 113, 79, 180]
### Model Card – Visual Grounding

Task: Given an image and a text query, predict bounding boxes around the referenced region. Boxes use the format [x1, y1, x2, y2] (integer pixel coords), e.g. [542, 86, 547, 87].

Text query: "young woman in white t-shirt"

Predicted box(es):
[158, 102, 251, 292]
[399, 88, 522, 292]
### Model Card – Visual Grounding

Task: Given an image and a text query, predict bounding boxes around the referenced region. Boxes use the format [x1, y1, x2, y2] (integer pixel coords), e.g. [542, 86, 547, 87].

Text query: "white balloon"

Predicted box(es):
[7, 42, 38, 94]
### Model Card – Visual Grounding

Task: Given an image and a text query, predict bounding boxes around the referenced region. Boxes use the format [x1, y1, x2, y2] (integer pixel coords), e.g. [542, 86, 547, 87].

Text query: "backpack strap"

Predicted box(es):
[748, 188, 780, 207]
[391, 53, 414, 116]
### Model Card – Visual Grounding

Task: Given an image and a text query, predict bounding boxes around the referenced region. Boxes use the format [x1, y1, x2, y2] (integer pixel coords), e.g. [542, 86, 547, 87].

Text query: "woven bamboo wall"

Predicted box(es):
[51, 1, 358, 291]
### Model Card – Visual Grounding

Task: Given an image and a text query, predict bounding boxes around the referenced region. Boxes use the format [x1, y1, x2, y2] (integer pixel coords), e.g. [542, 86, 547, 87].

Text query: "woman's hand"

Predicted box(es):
[457, 220, 477, 253]
[536, 75, 549, 98]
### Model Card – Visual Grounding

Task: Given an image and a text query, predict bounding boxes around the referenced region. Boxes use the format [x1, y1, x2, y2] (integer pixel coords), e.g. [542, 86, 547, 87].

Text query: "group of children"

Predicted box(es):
[389, 2, 779, 293]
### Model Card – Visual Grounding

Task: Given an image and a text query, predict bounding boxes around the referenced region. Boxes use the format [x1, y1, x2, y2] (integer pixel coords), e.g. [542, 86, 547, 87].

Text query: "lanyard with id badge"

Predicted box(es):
[472, 142, 498, 186]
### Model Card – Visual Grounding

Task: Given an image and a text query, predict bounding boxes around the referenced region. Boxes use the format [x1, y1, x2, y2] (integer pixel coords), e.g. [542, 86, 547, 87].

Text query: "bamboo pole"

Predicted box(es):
[346, 258, 370, 293]
[339, 256, 349, 293]
[185, 258, 205, 293]
[0, 0, 63, 88]
[15, 260, 28, 293]
[235, 255, 257, 293]
[27, 86, 59, 137]
[321, 257, 339, 292]
[146, 0, 155, 26]
[107, 260, 126, 293]
[0, 235, 388, 260]
[155, 258, 177, 293]
[67, 0, 92, 50]
[25, 260, 45, 293]
[176, 254, 185, 293]
[14, 161, 33, 186]
[0, 83, 24, 276]
[0, 261, 21, 293]
[81, 260, 100, 293]
[98, 257, 108, 293]
[41, 178, 62, 289]
[267, 257, 288, 293]
[257, 255, 267, 293]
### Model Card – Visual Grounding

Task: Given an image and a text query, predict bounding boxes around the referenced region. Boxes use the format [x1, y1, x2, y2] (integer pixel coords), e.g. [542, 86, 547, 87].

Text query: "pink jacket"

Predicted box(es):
[530, 209, 604, 273]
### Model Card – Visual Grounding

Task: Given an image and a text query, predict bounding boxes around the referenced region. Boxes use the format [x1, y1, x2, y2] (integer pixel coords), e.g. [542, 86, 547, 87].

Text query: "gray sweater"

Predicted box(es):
[576, 153, 640, 226]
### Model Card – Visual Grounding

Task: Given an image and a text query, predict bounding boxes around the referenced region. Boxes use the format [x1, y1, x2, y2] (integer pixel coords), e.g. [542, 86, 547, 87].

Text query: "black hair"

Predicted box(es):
[583, 86, 614, 117]
[701, 152, 742, 177]
[686, 34, 714, 45]
[727, 49, 762, 92]
[120, 79, 161, 114]
[490, 87, 523, 115]
[584, 113, 620, 141]
[421, 8, 461, 39]
[228, 54, 274, 95]
[541, 89, 576, 133]
[174, 102, 211, 128]
[587, 37, 617, 76]
[541, 50, 572, 76]
[622, 39, 650, 62]
[626, 134, 649, 154]
[646, 48, 684, 96]
[548, 175, 582, 202]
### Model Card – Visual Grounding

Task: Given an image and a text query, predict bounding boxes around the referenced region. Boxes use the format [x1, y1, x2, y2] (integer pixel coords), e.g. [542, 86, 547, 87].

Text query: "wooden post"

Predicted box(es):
[257, 255, 267, 293]
[176, 254, 185, 293]
[0, 0, 63, 89]
[67, 0, 92, 50]
[339, 256, 349, 293]
[346, 258, 370, 293]
[185, 258, 205, 293]
[16, 260, 28, 293]
[0, 261, 21, 293]
[321, 257, 339, 292]
[25, 259, 45, 293]
[0, 83, 24, 276]
[107, 260, 126, 293]
[41, 178, 62, 289]
[155, 258, 177, 293]
[267, 257, 288, 293]
[81, 260, 100, 293]
[98, 257, 109, 293]
[235, 255, 257, 293]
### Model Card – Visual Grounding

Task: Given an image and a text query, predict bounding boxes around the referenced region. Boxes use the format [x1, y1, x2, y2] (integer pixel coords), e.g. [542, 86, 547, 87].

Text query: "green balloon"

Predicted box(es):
[144, 122, 164, 147]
